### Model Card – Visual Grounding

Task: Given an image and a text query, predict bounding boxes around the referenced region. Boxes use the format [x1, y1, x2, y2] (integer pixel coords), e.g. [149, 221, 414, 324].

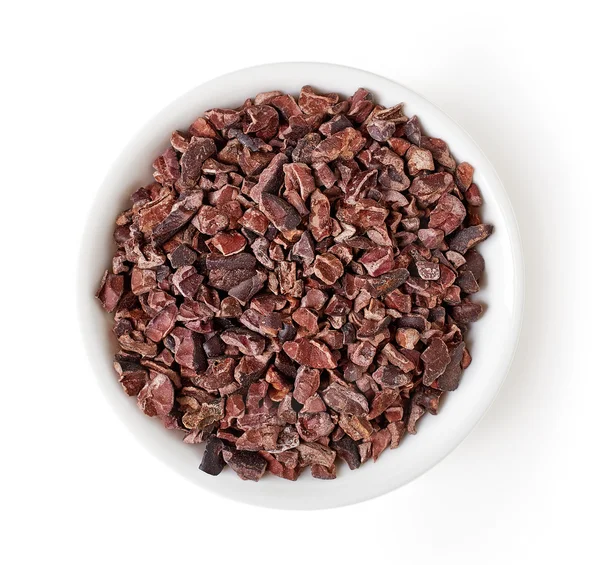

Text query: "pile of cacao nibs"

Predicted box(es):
[97, 86, 493, 481]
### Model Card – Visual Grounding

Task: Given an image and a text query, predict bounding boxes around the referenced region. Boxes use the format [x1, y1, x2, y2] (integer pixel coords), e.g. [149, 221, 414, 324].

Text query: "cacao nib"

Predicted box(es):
[449, 224, 493, 254]
[137, 373, 174, 418]
[152, 191, 203, 244]
[199, 435, 225, 476]
[222, 447, 267, 481]
[322, 382, 369, 416]
[96, 271, 124, 312]
[331, 436, 361, 470]
[283, 338, 336, 369]
[421, 337, 451, 386]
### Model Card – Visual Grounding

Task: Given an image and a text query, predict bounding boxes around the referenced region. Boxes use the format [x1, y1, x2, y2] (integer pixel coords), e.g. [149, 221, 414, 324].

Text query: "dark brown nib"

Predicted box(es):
[97, 85, 492, 480]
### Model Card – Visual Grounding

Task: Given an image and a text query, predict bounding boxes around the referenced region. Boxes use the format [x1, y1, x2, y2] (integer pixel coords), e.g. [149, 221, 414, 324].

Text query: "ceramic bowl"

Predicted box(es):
[78, 62, 523, 509]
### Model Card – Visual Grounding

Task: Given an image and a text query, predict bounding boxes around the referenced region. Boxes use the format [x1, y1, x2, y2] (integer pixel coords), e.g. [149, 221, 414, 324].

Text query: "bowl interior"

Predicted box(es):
[78, 62, 523, 510]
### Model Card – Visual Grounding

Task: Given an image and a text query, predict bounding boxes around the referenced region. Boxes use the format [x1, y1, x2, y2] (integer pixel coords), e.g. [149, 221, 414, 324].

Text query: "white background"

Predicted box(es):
[2, 1, 598, 563]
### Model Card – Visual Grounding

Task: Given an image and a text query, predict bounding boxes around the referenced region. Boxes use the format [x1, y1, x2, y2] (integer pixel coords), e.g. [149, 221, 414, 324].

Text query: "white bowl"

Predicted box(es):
[78, 62, 523, 510]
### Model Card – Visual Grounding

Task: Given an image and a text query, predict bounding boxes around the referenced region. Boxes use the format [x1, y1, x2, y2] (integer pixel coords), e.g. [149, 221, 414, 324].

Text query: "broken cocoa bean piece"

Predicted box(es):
[180, 137, 217, 187]
[276, 261, 297, 295]
[338, 414, 373, 441]
[301, 394, 327, 414]
[360, 247, 395, 277]
[266, 426, 300, 454]
[331, 436, 361, 470]
[297, 412, 335, 442]
[451, 301, 484, 324]
[308, 189, 332, 242]
[324, 295, 352, 317]
[202, 334, 224, 358]
[433, 341, 466, 392]
[283, 162, 317, 201]
[421, 337, 452, 386]
[449, 224, 494, 254]
[96, 271, 124, 312]
[207, 261, 255, 286]
[429, 194, 466, 235]
[152, 191, 203, 244]
[388, 421, 406, 449]
[416, 260, 441, 281]
[236, 425, 282, 451]
[168, 244, 197, 269]
[319, 114, 353, 136]
[421, 136, 456, 170]
[322, 382, 369, 416]
[356, 316, 391, 338]
[348, 341, 377, 367]
[208, 231, 247, 256]
[388, 136, 411, 156]
[249, 153, 288, 202]
[311, 464, 336, 480]
[371, 428, 392, 462]
[397, 314, 428, 332]
[372, 366, 411, 388]
[296, 442, 336, 468]
[228, 271, 267, 305]
[418, 228, 445, 249]
[259, 192, 301, 233]
[312, 127, 365, 163]
[171, 327, 207, 372]
[407, 399, 427, 434]
[461, 249, 485, 281]
[292, 366, 321, 404]
[346, 88, 374, 123]
[368, 389, 400, 420]
[233, 353, 271, 388]
[298, 85, 338, 115]
[409, 172, 453, 206]
[182, 400, 224, 430]
[464, 183, 483, 206]
[222, 447, 267, 481]
[199, 435, 225, 476]
[367, 119, 396, 142]
[381, 343, 416, 372]
[117, 334, 157, 358]
[192, 205, 228, 235]
[455, 162, 474, 191]
[406, 145, 434, 176]
[456, 270, 480, 294]
[367, 268, 410, 297]
[337, 198, 389, 230]
[193, 357, 235, 393]
[276, 394, 296, 426]
[144, 303, 178, 343]
[401, 115, 421, 145]
[130, 267, 156, 296]
[291, 230, 315, 266]
[395, 327, 420, 349]
[221, 328, 265, 356]
[172, 266, 203, 298]
[283, 338, 336, 369]
[137, 373, 174, 418]
[291, 307, 319, 335]
[313, 253, 344, 285]
[240, 308, 283, 338]
[114, 355, 148, 396]
[245, 104, 279, 140]
[239, 207, 269, 236]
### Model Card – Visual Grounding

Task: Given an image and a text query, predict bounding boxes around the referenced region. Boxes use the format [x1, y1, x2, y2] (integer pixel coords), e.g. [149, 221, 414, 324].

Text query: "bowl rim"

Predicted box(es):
[77, 62, 524, 510]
